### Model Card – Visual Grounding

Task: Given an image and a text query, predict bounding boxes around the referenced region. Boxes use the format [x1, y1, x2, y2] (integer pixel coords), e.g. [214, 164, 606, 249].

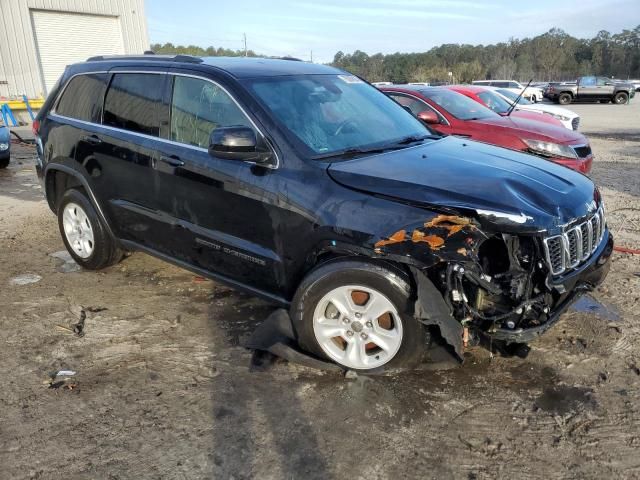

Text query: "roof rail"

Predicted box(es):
[86, 54, 203, 64]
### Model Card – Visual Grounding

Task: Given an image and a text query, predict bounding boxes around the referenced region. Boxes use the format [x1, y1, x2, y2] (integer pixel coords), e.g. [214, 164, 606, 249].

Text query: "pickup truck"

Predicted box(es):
[547, 76, 635, 105]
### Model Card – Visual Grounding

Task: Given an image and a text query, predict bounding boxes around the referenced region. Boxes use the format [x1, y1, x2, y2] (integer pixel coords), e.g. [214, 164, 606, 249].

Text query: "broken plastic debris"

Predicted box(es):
[9, 273, 42, 285]
[55, 370, 76, 377]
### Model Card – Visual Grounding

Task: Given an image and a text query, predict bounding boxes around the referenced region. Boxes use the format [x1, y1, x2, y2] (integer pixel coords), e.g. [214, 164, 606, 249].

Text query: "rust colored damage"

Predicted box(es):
[374, 229, 406, 248]
[424, 214, 475, 237]
[375, 215, 476, 252]
[411, 230, 445, 249]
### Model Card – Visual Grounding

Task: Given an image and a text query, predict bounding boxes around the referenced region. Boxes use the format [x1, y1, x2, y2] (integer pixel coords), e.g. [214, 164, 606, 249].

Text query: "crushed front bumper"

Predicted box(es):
[487, 230, 613, 344]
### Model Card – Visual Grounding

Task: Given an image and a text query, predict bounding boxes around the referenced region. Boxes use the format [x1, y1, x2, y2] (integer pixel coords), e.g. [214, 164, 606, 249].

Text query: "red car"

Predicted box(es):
[444, 85, 565, 128]
[381, 85, 593, 173]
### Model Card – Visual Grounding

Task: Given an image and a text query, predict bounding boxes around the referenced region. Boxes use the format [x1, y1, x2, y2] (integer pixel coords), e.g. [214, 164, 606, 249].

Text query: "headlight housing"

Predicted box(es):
[522, 139, 577, 159]
[545, 112, 571, 122]
[0, 142, 9, 151]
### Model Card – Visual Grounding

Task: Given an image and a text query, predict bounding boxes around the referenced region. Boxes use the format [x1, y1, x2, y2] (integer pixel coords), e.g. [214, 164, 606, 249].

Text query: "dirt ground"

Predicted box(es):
[1, 102, 639, 480]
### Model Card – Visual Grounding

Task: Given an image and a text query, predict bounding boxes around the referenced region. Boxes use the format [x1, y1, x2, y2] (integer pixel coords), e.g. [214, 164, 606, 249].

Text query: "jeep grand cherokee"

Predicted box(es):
[35, 55, 613, 373]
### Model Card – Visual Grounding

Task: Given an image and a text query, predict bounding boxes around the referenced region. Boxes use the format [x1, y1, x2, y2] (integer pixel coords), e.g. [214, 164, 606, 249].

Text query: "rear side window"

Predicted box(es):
[170, 76, 253, 148]
[103, 73, 164, 136]
[56, 73, 107, 122]
[387, 93, 427, 115]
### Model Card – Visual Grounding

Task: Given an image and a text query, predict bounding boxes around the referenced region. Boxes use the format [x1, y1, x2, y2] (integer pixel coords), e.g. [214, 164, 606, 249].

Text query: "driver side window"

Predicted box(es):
[170, 76, 254, 149]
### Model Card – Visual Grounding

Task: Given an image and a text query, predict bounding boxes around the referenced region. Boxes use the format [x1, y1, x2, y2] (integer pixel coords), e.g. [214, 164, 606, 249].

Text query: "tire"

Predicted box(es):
[0, 157, 8, 169]
[614, 92, 629, 105]
[531, 95, 537, 103]
[290, 259, 429, 373]
[558, 93, 572, 105]
[57, 188, 123, 270]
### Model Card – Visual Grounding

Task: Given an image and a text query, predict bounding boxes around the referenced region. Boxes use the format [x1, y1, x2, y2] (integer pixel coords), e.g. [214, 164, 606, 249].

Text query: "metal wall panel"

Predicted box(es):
[0, 0, 149, 98]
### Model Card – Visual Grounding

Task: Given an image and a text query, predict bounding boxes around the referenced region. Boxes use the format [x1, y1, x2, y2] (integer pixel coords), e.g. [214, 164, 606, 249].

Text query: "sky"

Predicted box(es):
[146, 0, 640, 63]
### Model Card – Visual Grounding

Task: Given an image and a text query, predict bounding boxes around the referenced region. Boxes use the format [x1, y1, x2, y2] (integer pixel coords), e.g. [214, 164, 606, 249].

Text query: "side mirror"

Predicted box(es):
[417, 110, 439, 124]
[209, 126, 274, 165]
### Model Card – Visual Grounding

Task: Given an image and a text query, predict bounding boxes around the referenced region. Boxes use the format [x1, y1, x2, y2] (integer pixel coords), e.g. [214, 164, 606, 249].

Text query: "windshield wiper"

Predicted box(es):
[311, 146, 387, 160]
[312, 134, 439, 161]
[393, 134, 439, 145]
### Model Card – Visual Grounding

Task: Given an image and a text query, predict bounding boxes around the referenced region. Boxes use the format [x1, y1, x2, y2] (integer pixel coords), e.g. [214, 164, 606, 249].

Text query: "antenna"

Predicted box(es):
[243, 33, 247, 57]
[507, 79, 532, 116]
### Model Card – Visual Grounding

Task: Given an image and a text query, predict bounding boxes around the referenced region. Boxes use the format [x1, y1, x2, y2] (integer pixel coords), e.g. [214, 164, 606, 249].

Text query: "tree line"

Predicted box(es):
[150, 42, 258, 58]
[151, 25, 640, 83]
[332, 26, 640, 84]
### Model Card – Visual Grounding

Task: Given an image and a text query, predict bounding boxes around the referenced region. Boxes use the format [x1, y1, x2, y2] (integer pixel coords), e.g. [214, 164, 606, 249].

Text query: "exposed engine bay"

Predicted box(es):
[436, 234, 553, 339]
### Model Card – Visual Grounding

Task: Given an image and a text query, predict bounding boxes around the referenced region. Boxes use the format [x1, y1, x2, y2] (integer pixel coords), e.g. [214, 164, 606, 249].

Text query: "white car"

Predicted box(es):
[491, 87, 580, 131]
[472, 80, 544, 103]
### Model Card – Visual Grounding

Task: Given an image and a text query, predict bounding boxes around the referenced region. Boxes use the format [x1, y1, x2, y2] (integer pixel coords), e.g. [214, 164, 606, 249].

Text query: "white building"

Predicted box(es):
[0, 0, 149, 98]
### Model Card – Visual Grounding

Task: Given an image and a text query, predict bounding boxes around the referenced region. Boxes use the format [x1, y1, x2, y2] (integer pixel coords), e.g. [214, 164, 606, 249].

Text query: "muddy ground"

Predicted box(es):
[1, 102, 639, 479]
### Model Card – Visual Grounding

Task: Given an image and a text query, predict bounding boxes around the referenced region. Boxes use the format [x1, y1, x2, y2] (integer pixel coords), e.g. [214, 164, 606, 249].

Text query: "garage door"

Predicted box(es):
[31, 10, 125, 93]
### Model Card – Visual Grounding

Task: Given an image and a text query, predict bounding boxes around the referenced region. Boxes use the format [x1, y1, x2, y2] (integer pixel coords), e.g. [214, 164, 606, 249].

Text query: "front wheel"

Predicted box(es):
[0, 156, 9, 169]
[531, 95, 537, 103]
[291, 260, 429, 373]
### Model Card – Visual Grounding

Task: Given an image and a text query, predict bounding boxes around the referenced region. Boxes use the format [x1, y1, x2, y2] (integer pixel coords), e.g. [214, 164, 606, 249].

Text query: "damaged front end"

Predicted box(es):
[374, 209, 614, 360]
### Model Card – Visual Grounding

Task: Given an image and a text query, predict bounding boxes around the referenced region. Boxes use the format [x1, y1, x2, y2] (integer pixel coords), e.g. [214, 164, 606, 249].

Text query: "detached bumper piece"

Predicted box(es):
[487, 231, 613, 344]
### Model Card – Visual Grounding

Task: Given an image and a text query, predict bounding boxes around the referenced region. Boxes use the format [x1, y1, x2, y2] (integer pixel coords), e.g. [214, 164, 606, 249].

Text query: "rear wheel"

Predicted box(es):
[558, 93, 572, 105]
[291, 260, 429, 373]
[531, 95, 537, 103]
[614, 92, 629, 105]
[57, 189, 123, 270]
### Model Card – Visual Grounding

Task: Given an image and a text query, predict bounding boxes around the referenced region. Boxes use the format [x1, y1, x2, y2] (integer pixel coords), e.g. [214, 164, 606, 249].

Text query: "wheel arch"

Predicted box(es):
[44, 163, 116, 239]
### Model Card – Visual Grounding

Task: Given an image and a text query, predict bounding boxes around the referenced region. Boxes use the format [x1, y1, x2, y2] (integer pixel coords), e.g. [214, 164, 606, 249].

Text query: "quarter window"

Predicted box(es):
[103, 73, 164, 136]
[170, 76, 253, 149]
[56, 73, 107, 122]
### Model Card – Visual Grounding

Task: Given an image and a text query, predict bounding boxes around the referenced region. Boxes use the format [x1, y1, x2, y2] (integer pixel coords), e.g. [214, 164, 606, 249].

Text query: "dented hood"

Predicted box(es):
[328, 136, 599, 233]
[479, 115, 585, 144]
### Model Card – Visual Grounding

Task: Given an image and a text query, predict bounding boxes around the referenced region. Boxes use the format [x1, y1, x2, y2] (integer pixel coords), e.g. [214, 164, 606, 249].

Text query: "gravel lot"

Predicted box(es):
[0, 101, 639, 479]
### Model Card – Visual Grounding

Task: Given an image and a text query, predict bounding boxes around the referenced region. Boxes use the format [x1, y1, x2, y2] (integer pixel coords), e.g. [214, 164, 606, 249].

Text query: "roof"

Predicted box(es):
[85, 54, 343, 78]
[200, 57, 343, 77]
[444, 85, 491, 94]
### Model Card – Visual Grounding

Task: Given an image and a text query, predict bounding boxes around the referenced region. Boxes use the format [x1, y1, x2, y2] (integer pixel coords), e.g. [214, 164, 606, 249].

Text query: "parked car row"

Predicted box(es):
[471, 80, 544, 103]
[34, 55, 612, 373]
[380, 84, 592, 173]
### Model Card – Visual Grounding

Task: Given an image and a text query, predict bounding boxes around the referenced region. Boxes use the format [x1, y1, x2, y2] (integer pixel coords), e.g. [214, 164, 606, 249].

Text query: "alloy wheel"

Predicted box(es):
[312, 285, 403, 370]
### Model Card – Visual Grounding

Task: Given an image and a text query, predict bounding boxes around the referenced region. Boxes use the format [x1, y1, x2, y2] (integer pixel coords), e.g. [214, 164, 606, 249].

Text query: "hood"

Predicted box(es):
[328, 136, 599, 234]
[518, 103, 577, 118]
[478, 115, 584, 144]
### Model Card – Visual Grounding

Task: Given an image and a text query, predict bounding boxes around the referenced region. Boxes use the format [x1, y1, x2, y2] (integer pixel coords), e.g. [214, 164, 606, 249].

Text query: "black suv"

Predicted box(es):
[35, 55, 613, 372]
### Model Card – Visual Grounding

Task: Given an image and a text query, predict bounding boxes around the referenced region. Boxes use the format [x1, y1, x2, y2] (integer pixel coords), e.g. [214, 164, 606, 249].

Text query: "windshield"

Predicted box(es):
[476, 90, 514, 114]
[419, 89, 498, 120]
[496, 88, 533, 105]
[247, 75, 428, 156]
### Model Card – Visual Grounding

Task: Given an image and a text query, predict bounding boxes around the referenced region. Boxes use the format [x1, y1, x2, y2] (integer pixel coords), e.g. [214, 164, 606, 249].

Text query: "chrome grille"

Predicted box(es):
[571, 117, 580, 130]
[543, 207, 606, 275]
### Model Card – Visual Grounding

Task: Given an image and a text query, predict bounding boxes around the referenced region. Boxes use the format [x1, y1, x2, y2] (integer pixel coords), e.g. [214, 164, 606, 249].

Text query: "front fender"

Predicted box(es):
[371, 213, 485, 268]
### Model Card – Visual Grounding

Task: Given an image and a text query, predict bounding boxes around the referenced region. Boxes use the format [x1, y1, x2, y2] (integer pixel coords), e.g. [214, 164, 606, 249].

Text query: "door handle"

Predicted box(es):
[159, 155, 185, 167]
[82, 134, 102, 145]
